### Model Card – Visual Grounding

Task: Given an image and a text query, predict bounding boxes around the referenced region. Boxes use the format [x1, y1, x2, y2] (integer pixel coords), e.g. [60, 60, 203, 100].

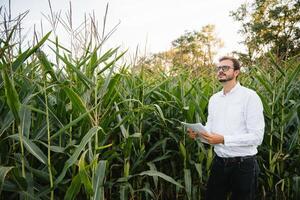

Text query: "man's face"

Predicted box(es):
[216, 60, 239, 83]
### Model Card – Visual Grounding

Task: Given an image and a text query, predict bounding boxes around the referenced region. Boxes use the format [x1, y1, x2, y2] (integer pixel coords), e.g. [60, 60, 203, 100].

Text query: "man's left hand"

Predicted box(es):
[200, 132, 224, 144]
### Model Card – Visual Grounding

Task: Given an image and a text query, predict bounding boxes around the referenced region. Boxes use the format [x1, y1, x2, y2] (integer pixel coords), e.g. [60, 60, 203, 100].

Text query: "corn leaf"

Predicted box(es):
[92, 160, 107, 200]
[64, 174, 81, 200]
[9, 134, 47, 165]
[55, 127, 101, 185]
[1, 69, 21, 124]
[139, 170, 183, 188]
[184, 169, 192, 200]
[0, 166, 14, 194]
[78, 151, 93, 195]
[64, 87, 88, 114]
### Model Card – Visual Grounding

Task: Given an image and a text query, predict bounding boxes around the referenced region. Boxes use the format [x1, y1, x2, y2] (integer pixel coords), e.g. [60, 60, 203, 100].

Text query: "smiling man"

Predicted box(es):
[188, 56, 265, 200]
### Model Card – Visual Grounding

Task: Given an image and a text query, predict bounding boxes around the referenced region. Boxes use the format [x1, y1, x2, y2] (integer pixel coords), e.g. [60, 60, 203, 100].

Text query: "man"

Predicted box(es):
[188, 56, 265, 200]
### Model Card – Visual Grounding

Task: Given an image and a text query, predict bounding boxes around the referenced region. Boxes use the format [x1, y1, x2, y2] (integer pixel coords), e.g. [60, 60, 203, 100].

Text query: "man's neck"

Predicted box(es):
[222, 80, 237, 95]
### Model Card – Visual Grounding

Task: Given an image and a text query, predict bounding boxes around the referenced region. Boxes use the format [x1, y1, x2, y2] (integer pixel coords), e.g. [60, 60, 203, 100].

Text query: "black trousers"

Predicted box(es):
[205, 155, 260, 200]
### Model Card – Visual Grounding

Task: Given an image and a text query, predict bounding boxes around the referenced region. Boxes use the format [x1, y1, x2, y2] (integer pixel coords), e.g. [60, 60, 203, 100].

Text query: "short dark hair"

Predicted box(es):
[219, 56, 240, 70]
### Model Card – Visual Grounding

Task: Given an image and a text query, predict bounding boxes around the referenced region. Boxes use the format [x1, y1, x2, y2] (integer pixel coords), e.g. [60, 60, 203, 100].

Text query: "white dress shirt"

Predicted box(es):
[205, 82, 265, 157]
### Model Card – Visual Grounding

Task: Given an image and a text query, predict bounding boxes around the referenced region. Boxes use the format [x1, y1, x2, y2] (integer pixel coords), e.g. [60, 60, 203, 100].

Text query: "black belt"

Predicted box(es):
[215, 155, 255, 164]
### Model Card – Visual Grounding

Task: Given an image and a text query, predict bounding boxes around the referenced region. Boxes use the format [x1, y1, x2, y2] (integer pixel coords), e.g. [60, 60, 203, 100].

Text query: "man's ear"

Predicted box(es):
[235, 70, 240, 77]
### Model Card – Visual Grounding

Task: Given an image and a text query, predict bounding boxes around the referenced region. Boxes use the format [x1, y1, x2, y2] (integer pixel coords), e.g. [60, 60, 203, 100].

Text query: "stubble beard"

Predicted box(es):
[218, 74, 235, 83]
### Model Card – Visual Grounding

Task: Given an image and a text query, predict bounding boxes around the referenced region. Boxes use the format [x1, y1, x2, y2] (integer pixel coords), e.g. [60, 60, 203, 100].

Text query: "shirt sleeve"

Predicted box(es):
[204, 98, 213, 133]
[224, 92, 265, 146]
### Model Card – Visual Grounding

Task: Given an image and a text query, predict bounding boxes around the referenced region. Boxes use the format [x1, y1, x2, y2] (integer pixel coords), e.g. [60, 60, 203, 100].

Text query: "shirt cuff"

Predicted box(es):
[223, 135, 234, 146]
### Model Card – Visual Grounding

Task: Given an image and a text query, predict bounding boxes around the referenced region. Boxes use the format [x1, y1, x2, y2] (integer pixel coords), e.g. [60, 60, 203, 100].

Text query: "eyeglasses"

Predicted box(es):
[215, 65, 234, 72]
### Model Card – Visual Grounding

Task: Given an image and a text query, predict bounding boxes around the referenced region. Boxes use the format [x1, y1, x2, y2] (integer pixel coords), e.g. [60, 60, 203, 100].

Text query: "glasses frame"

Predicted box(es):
[215, 65, 235, 72]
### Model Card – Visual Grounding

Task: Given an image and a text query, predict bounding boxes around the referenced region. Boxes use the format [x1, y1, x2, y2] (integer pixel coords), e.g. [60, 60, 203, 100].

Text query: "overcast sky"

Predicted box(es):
[2, 0, 250, 61]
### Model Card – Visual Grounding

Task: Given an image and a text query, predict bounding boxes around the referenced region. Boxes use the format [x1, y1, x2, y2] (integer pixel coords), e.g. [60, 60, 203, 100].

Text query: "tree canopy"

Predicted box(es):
[231, 0, 300, 62]
[136, 25, 223, 75]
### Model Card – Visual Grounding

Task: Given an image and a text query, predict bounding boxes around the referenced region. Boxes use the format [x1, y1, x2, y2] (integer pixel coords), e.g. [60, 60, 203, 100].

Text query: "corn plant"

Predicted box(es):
[0, 4, 300, 200]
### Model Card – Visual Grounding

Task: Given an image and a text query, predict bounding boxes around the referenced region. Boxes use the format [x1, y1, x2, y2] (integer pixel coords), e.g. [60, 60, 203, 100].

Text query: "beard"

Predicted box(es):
[218, 73, 235, 82]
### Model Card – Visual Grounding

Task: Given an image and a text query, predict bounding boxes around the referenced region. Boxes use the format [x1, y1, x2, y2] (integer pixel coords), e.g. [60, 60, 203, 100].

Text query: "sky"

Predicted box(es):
[2, 0, 249, 62]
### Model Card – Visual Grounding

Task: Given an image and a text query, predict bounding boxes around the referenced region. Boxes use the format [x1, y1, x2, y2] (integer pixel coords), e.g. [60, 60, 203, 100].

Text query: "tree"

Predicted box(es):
[231, 0, 300, 62]
[136, 25, 223, 75]
[171, 24, 223, 70]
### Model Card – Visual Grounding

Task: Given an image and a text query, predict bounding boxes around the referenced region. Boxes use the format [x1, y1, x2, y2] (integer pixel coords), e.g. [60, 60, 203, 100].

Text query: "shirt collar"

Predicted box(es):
[221, 82, 241, 97]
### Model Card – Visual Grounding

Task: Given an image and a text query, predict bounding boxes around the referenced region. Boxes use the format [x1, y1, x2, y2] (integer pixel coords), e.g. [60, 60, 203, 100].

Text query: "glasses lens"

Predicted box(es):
[215, 65, 231, 72]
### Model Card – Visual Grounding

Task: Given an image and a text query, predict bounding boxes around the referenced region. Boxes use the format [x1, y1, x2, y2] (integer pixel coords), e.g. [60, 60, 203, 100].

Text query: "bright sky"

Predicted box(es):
[3, 0, 249, 61]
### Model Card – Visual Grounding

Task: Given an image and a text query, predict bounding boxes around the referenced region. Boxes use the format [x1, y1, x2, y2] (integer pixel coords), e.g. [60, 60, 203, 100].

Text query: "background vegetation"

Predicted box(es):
[0, 0, 299, 199]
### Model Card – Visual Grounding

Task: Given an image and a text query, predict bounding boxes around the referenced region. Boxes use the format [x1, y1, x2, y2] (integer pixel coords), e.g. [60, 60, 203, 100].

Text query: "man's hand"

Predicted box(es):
[200, 132, 224, 144]
[187, 128, 199, 139]
[187, 129, 224, 145]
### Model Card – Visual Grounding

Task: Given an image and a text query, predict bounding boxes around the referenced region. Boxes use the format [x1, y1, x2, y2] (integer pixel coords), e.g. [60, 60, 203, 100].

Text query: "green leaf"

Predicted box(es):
[254, 71, 273, 95]
[11, 48, 30, 71]
[64, 174, 81, 200]
[11, 32, 51, 72]
[48, 38, 71, 53]
[114, 102, 128, 138]
[20, 105, 31, 138]
[36, 50, 58, 82]
[139, 170, 183, 188]
[134, 187, 155, 199]
[268, 53, 285, 76]
[1, 68, 21, 124]
[256, 91, 272, 119]
[292, 176, 300, 199]
[93, 160, 107, 200]
[38, 141, 66, 153]
[55, 127, 101, 185]
[12, 32, 51, 71]
[0, 111, 14, 137]
[0, 166, 14, 194]
[147, 162, 158, 188]
[0, 25, 17, 58]
[94, 48, 119, 73]
[184, 169, 192, 200]
[51, 106, 95, 139]
[97, 50, 126, 75]
[97, 59, 116, 100]
[9, 134, 47, 165]
[96, 143, 113, 150]
[78, 151, 93, 195]
[286, 63, 300, 91]
[153, 104, 166, 125]
[57, 53, 94, 88]
[179, 141, 187, 161]
[64, 87, 88, 114]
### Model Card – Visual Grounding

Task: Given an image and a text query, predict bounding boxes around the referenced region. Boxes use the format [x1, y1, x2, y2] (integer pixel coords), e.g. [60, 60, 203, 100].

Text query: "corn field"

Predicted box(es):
[0, 7, 300, 200]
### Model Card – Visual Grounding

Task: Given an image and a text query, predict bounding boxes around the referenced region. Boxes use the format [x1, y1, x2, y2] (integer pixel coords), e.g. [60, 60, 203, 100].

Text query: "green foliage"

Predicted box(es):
[231, 0, 300, 61]
[135, 24, 223, 76]
[0, 4, 299, 200]
[172, 25, 223, 67]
